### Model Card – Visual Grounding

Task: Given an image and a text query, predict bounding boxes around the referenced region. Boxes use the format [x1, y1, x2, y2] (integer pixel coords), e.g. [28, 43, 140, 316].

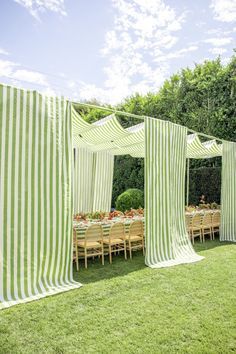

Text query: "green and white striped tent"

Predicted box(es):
[0, 83, 235, 309]
[72, 108, 223, 159]
[71, 106, 235, 259]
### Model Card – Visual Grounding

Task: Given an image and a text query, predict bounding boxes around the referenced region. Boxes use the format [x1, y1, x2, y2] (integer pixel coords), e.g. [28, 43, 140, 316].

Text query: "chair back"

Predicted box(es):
[192, 213, 202, 227]
[85, 224, 103, 244]
[212, 211, 220, 224]
[185, 214, 192, 228]
[109, 222, 125, 240]
[129, 220, 143, 237]
[202, 213, 212, 226]
[73, 228, 77, 243]
[73, 228, 78, 251]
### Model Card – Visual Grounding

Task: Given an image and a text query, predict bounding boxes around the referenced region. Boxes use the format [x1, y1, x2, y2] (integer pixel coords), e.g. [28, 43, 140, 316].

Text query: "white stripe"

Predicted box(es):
[20, 90, 27, 299]
[33, 92, 40, 295]
[27, 91, 33, 297]
[0, 86, 7, 302]
[6, 87, 14, 301]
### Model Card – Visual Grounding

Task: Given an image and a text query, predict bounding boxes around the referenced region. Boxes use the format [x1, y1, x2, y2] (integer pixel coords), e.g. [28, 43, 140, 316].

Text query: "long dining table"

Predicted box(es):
[73, 216, 144, 239]
[73, 209, 220, 240]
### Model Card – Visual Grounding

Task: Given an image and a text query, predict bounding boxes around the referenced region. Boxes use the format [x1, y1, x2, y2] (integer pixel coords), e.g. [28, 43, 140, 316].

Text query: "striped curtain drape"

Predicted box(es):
[145, 118, 203, 268]
[220, 141, 236, 242]
[73, 150, 114, 213]
[73, 147, 93, 213]
[92, 151, 114, 212]
[0, 84, 80, 310]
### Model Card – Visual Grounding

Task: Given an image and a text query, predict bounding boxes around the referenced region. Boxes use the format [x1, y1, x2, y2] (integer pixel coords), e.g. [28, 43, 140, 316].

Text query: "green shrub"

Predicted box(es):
[115, 188, 144, 212]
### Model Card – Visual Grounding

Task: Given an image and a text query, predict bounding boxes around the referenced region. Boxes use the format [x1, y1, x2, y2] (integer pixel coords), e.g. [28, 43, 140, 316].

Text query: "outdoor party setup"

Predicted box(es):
[0, 83, 235, 310]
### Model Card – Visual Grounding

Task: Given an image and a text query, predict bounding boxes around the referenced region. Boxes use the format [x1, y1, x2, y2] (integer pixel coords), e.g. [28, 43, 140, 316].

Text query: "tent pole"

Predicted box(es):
[187, 129, 224, 143]
[72, 101, 146, 121]
[72, 101, 226, 143]
[186, 158, 190, 206]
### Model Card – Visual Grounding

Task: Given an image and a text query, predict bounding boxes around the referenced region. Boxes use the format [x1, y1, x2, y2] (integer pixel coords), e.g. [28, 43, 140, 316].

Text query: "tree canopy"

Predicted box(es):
[75, 52, 236, 205]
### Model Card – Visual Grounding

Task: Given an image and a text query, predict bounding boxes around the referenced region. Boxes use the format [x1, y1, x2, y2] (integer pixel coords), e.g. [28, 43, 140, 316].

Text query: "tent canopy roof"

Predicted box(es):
[72, 104, 222, 159]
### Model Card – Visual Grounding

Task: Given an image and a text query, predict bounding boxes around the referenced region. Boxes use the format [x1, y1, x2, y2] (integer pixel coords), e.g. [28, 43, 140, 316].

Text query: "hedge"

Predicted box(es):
[187, 166, 221, 205]
[112, 161, 221, 207]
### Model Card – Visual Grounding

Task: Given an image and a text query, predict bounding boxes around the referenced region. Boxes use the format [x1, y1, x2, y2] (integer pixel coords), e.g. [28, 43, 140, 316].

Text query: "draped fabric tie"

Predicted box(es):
[220, 141, 236, 242]
[144, 118, 204, 268]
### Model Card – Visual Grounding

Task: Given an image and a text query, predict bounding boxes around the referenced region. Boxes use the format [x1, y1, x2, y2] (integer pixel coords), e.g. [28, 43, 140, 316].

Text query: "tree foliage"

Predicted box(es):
[188, 167, 221, 205]
[75, 53, 236, 206]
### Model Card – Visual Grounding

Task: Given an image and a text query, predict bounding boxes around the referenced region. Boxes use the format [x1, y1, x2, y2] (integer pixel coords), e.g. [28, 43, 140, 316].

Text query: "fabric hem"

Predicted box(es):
[146, 255, 204, 269]
[0, 282, 82, 310]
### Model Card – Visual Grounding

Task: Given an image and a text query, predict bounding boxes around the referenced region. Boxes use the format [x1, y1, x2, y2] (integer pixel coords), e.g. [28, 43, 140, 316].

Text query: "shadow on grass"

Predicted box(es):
[73, 238, 234, 285]
[73, 251, 146, 284]
[193, 237, 235, 252]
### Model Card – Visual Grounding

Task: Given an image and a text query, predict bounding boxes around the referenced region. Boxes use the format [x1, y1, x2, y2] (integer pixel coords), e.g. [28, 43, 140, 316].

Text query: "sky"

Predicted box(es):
[0, 0, 235, 104]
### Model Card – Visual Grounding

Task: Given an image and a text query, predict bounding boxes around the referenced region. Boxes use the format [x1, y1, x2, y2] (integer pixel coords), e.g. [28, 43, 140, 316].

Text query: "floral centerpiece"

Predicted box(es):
[74, 212, 87, 221]
[108, 210, 123, 220]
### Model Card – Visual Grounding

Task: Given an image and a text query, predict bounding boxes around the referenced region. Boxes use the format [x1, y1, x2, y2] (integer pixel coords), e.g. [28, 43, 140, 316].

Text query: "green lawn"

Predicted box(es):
[0, 240, 236, 354]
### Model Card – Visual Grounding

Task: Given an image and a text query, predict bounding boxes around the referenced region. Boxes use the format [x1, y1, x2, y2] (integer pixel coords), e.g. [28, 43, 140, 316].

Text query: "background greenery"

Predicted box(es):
[76, 52, 236, 207]
[188, 166, 221, 205]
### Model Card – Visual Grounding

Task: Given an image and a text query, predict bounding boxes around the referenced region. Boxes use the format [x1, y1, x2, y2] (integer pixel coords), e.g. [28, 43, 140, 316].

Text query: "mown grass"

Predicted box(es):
[0, 240, 235, 354]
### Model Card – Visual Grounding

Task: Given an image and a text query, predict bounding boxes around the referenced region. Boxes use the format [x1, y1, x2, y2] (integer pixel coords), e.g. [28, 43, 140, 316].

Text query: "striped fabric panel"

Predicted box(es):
[73, 147, 93, 213]
[121, 134, 223, 159]
[92, 151, 114, 212]
[82, 114, 129, 145]
[126, 122, 144, 132]
[114, 123, 145, 147]
[0, 84, 81, 310]
[92, 114, 116, 126]
[72, 105, 222, 160]
[89, 140, 122, 153]
[129, 134, 223, 159]
[187, 134, 222, 159]
[71, 106, 145, 154]
[71, 105, 93, 135]
[112, 143, 145, 156]
[202, 140, 223, 156]
[131, 152, 145, 158]
[73, 134, 92, 148]
[145, 118, 203, 268]
[90, 123, 145, 153]
[220, 141, 236, 242]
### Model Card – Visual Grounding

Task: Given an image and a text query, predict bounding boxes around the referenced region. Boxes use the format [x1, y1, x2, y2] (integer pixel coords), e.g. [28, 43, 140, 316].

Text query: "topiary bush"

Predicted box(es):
[115, 188, 144, 212]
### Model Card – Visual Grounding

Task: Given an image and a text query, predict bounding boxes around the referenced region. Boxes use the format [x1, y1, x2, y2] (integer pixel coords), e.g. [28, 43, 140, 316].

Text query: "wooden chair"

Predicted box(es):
[212, 211, 220, 239]
[126, 220, 145, 259]
[73, 228, 79, 271]
[103, 222, 127, 263]
[185, 214, 192, 239]
[77, 224, 104, 269]
[201, 213, 212, 242]
[190, 214, 202, 244]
